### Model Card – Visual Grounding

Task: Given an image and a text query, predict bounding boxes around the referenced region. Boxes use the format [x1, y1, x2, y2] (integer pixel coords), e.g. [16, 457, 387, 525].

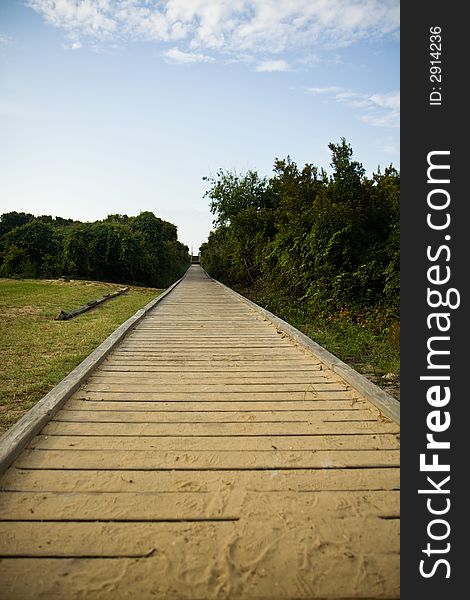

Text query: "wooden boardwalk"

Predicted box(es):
[0, 266, 400, 599]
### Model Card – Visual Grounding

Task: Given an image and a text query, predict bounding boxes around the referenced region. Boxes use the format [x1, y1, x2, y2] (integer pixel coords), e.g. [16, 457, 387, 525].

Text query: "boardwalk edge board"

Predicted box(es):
[0, 272, 188, 474]
[207, 270, 400, 425]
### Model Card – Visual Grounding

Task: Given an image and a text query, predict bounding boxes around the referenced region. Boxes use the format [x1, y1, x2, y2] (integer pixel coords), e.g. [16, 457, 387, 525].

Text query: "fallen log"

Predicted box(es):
[56, 287, 129, 321]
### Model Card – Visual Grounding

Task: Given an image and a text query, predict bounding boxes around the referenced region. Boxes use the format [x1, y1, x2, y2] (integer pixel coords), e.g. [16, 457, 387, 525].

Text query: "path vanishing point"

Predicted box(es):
[0, 265, 400, 599]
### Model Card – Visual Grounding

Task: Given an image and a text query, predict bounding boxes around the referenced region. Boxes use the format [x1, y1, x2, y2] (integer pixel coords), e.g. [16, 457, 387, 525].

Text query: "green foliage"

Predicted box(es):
[202, 170, 276, 286]
[201, 139, 400, 343]
[0, 221, 63, 278]
[0, 211, 190, 287]
[0, 211, 35, 238]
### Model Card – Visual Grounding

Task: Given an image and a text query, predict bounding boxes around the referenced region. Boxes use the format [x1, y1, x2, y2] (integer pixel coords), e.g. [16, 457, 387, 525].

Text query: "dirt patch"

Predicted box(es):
[360, 370, 400, 401]
[47, 279, 120, 289]
[0, 306, 43, 319]
[379, 372, 400, 401]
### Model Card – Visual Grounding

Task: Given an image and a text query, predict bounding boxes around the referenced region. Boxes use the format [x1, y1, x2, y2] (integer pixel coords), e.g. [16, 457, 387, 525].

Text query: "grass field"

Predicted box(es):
[0, 278, 162, 434]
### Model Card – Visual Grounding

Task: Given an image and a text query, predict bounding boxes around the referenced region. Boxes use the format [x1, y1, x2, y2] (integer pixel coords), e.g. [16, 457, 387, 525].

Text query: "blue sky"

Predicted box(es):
[0, 0, 399, 252]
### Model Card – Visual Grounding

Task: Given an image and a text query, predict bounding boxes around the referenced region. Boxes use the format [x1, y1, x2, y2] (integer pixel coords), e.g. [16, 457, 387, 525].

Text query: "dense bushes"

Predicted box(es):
[200, 139, 399, 334]
[0, 211, 189, 287]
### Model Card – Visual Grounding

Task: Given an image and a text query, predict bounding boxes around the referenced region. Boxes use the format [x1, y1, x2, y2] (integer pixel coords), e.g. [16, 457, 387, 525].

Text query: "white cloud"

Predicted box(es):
[25, 1, 399, 60]
[0, 34, 13, 46]
[361, 109, 399, 128]
[308, 85, 344, 94]
[26, 0, 117, 38]
[308, 85, 399, 128]
[256, 59, 290, 72]
[162, 47, 214, 64]
[64, 40, 82, 50]
[296, 54, 322, 67]
[369, 92, 400, 110]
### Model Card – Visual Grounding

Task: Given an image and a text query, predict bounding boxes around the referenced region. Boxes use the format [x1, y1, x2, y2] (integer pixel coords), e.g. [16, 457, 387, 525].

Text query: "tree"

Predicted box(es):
[0, 210, 189, 286]
[203, 170, 276, 285]
[0, 212, 35, 239]
[2, 221, 62, 277]
[328, 138, 365, 207]
[63, 225, 94, 278]
[201, 140, 400, 329]
[205, 170, 273, 227]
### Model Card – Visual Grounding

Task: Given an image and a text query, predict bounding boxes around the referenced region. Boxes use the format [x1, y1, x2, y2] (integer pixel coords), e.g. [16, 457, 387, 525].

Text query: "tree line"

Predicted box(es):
[0, 211, 190, 288]
[200, 139, 399, 333]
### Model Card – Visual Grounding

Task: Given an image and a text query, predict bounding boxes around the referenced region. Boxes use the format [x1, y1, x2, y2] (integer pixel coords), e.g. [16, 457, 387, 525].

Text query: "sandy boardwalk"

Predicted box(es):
[0, 265, 400, 599]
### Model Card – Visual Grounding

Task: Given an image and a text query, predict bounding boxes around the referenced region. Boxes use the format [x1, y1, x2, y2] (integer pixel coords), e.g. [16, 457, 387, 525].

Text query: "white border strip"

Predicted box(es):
[0, 271, 188, 474]
[207, 270, 400, 424]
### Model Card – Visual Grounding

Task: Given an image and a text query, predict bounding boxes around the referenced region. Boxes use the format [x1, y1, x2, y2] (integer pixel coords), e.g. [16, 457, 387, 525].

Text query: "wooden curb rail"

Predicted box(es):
[0, 273, 187, 475]
[55, 287, 130, 321]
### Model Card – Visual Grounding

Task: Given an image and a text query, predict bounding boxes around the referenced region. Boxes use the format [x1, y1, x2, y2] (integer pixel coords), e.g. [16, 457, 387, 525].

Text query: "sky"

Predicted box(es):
[0, 0, 399, 253]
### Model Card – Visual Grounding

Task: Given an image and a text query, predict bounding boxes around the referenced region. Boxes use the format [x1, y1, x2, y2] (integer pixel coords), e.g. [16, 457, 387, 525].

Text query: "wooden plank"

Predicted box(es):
[112, 347, 308, 355]
[0, 517, 399, 557]
[77, 390, 360, 402]
[85, 377, 342, 387]
[28, 433, 400, 451]
[131, 317, 258, 322]
[99, 365, 323, 372]
[65, 399, 367, 411]
[0, 551, 398, 599]
[88, 372, 335, 383]
[0, 490, 239, 521]
[1, 467, 400, 493]
[41, 420, 399, 437]
[105, 354, 319, 361]
[127, 330, 281, 336]
[102, 359, 321, 368]
[51, 408, 376, 423]
[117, 343, 297, 350]
[129, 331, 280, 336]
[0, 490, 399, 521]
[14, 448, 400, 470]
[81, 383, 349, 393]
[118, 332, 297, 339]
[108, 350, 315, 358]
[126, 340, 287, 345]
